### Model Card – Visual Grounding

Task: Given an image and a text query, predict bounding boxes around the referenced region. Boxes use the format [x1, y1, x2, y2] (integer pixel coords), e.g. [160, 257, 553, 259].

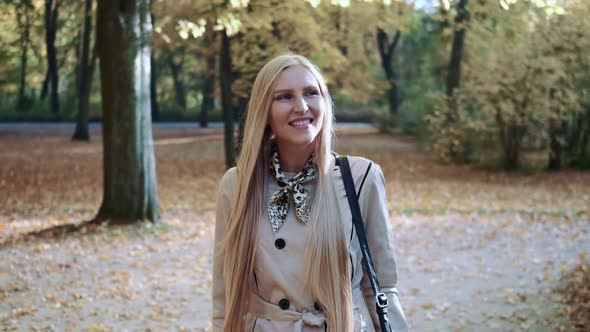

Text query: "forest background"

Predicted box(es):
[1, 0, 589, 330]
[2, 0, 589, 171]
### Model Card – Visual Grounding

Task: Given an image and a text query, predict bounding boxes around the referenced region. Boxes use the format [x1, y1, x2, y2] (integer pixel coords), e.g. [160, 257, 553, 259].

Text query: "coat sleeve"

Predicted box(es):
[358, 163, 408, 332]
[211, 168, 236, 332]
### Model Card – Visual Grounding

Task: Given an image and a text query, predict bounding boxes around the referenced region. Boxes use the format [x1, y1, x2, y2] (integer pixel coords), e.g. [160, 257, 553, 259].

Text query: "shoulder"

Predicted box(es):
[346, 155, 373, 172]
[218, 167, 238, 195]
[343, 158, 388, 207]
[345, 155, 383, 179]
[339, 155, 385, 191]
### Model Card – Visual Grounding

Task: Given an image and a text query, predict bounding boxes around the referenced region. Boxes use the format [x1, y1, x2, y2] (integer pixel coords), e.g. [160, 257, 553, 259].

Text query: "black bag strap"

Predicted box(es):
[338, 156, 392, 332]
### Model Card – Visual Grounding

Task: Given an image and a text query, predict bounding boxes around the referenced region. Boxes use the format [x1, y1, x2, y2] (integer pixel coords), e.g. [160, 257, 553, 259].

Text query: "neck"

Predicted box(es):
[276, 141, 316, 173]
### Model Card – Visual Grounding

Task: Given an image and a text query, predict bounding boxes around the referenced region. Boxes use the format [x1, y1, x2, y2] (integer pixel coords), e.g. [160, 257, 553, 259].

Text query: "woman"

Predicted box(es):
[212, 54, 408, 332]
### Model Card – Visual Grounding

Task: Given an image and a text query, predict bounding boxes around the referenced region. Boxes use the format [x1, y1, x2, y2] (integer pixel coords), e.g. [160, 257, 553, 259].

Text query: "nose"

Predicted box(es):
[294, 96, 309, 114]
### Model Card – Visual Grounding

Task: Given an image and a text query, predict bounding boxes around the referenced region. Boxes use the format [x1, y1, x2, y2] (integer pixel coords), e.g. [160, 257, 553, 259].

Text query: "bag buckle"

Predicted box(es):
[376, 292, 388, 309]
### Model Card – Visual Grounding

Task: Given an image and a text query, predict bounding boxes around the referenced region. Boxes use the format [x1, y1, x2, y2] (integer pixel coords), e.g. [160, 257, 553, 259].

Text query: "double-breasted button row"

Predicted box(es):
[276, 298, 320, 311]
[278, 298, 290, 310]
[275, 238, 286, 249]
[275, 298, 320, 311]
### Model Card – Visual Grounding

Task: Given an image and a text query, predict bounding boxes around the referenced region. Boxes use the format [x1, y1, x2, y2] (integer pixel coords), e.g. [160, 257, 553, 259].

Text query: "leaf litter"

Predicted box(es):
[0, 125, 589, 331]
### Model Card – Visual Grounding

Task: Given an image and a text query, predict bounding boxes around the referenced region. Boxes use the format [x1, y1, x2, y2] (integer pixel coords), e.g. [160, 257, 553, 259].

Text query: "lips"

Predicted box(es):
[289, 118, 313, 126]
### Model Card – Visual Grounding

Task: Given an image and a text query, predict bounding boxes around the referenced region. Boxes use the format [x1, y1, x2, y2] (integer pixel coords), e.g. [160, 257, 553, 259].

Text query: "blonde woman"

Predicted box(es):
[212, 54, 408, 332]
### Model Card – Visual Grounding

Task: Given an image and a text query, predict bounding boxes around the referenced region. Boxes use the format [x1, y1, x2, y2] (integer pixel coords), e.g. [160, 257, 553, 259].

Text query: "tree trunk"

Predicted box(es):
[150, 13, 159, 122]
[548, 120, 564, 171]
[580, 106, 590, 161]
[547, 88, 565, 171]
[73, 0, 93, 141]
[150, 53, 160, 121]
[220, 30, 235, 169]
[446, 0, 469, 97]
[44, 0, 60, 116]
[166, 51, 186, 112]
[41, 70, 49, 100]
[96, 0, 160, 224]
[377, 29, 401, 116]
[18, 43, 29, 104]
[200, 23, 216, 128]
[200, 54, 215, 127]
[569, 104, 590, 162]
[500, 125, 523, 170]
[16, 2, 32, 107]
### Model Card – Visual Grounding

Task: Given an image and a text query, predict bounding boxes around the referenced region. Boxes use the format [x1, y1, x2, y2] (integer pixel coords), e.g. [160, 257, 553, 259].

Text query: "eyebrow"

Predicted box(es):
[273, 86, 319, 94]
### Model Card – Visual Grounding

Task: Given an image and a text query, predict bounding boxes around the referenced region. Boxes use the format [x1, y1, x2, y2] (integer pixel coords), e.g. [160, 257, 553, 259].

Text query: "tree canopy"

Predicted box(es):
[0, 0, 588, 170]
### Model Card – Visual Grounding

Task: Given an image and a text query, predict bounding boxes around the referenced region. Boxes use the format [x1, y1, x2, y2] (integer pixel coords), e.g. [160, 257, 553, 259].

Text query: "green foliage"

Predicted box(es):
[373, 106, 398, 134]
[0, 97, 54, 121]
[397, 90, 439, 138]
[373, 11, 448, 136]
[156, 106, 223, 122]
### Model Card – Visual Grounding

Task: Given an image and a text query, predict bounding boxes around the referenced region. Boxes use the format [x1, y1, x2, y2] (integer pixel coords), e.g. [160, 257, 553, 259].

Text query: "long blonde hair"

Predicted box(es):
[222, 53, 353, 331]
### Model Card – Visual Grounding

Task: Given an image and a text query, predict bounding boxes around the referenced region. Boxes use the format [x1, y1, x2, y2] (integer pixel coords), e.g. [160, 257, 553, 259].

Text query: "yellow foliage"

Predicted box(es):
[428, 1, 589, 168]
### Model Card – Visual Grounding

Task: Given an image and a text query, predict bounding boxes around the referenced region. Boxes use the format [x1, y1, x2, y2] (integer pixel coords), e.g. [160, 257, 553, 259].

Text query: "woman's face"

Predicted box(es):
[267, 65, 325, 151]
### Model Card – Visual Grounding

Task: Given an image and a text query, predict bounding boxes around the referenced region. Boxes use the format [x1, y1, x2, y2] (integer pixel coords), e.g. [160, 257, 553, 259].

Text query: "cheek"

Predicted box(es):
[314, 115, 325, 132]
[310, 100, 326, 123]
[268, 104, 287, 127]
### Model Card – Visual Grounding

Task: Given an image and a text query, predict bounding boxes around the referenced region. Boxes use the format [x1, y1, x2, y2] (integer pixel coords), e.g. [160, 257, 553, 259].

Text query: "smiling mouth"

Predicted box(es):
[289, 119, 313, 126]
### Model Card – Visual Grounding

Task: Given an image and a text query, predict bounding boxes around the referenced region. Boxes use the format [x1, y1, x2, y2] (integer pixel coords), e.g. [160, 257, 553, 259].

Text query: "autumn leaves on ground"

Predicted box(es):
[1, 126, 589, 331]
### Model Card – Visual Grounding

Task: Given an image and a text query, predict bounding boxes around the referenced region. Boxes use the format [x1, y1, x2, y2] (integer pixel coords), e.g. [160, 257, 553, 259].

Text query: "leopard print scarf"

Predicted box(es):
[268, 147, 316, 233]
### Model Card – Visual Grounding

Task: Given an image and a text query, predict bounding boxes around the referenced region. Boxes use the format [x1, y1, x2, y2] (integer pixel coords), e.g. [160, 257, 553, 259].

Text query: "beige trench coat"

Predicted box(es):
[212, 156, 408, 332]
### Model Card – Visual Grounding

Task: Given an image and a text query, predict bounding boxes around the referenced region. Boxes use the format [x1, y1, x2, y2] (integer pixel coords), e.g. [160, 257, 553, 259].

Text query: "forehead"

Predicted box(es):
[273, 65, 319, 90]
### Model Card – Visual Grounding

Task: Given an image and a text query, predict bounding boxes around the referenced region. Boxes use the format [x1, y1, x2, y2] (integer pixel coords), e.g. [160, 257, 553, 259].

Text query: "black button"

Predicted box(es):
[278, 298, 290, 310]
[275, 238, 286, 249]
[314, 302, 321, 311]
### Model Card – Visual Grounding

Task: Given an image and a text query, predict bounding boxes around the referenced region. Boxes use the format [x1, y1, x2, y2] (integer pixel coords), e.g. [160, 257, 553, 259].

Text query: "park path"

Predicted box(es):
[1, 211, 588, 331]
[1, 125, 588, 331]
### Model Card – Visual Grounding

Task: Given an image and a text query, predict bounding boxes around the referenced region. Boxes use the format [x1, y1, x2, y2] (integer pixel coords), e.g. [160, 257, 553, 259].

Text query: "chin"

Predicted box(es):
[296, 131, 320, 145]
[277, 133, 319, 148]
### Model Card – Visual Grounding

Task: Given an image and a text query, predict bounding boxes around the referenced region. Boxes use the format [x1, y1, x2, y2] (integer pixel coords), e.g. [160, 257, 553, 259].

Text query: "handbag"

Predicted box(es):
[338, 156, 393, 332]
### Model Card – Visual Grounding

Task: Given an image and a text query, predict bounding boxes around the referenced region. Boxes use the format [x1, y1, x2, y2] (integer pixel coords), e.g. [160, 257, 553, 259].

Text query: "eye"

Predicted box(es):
[305, 89, 320, 97]
[275, 94, 292, 101]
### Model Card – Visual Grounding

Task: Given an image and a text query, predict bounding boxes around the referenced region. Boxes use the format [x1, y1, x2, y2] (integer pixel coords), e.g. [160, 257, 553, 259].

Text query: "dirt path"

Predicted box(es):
[2, 211, 588, 331]
[1, 213, 216, 332]
[1, 127, 588, 331]
[396, 214, 588, 331]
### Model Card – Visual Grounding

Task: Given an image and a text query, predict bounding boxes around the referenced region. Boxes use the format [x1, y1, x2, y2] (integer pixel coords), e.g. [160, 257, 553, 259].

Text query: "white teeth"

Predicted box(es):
[290, 119, 311, 126]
